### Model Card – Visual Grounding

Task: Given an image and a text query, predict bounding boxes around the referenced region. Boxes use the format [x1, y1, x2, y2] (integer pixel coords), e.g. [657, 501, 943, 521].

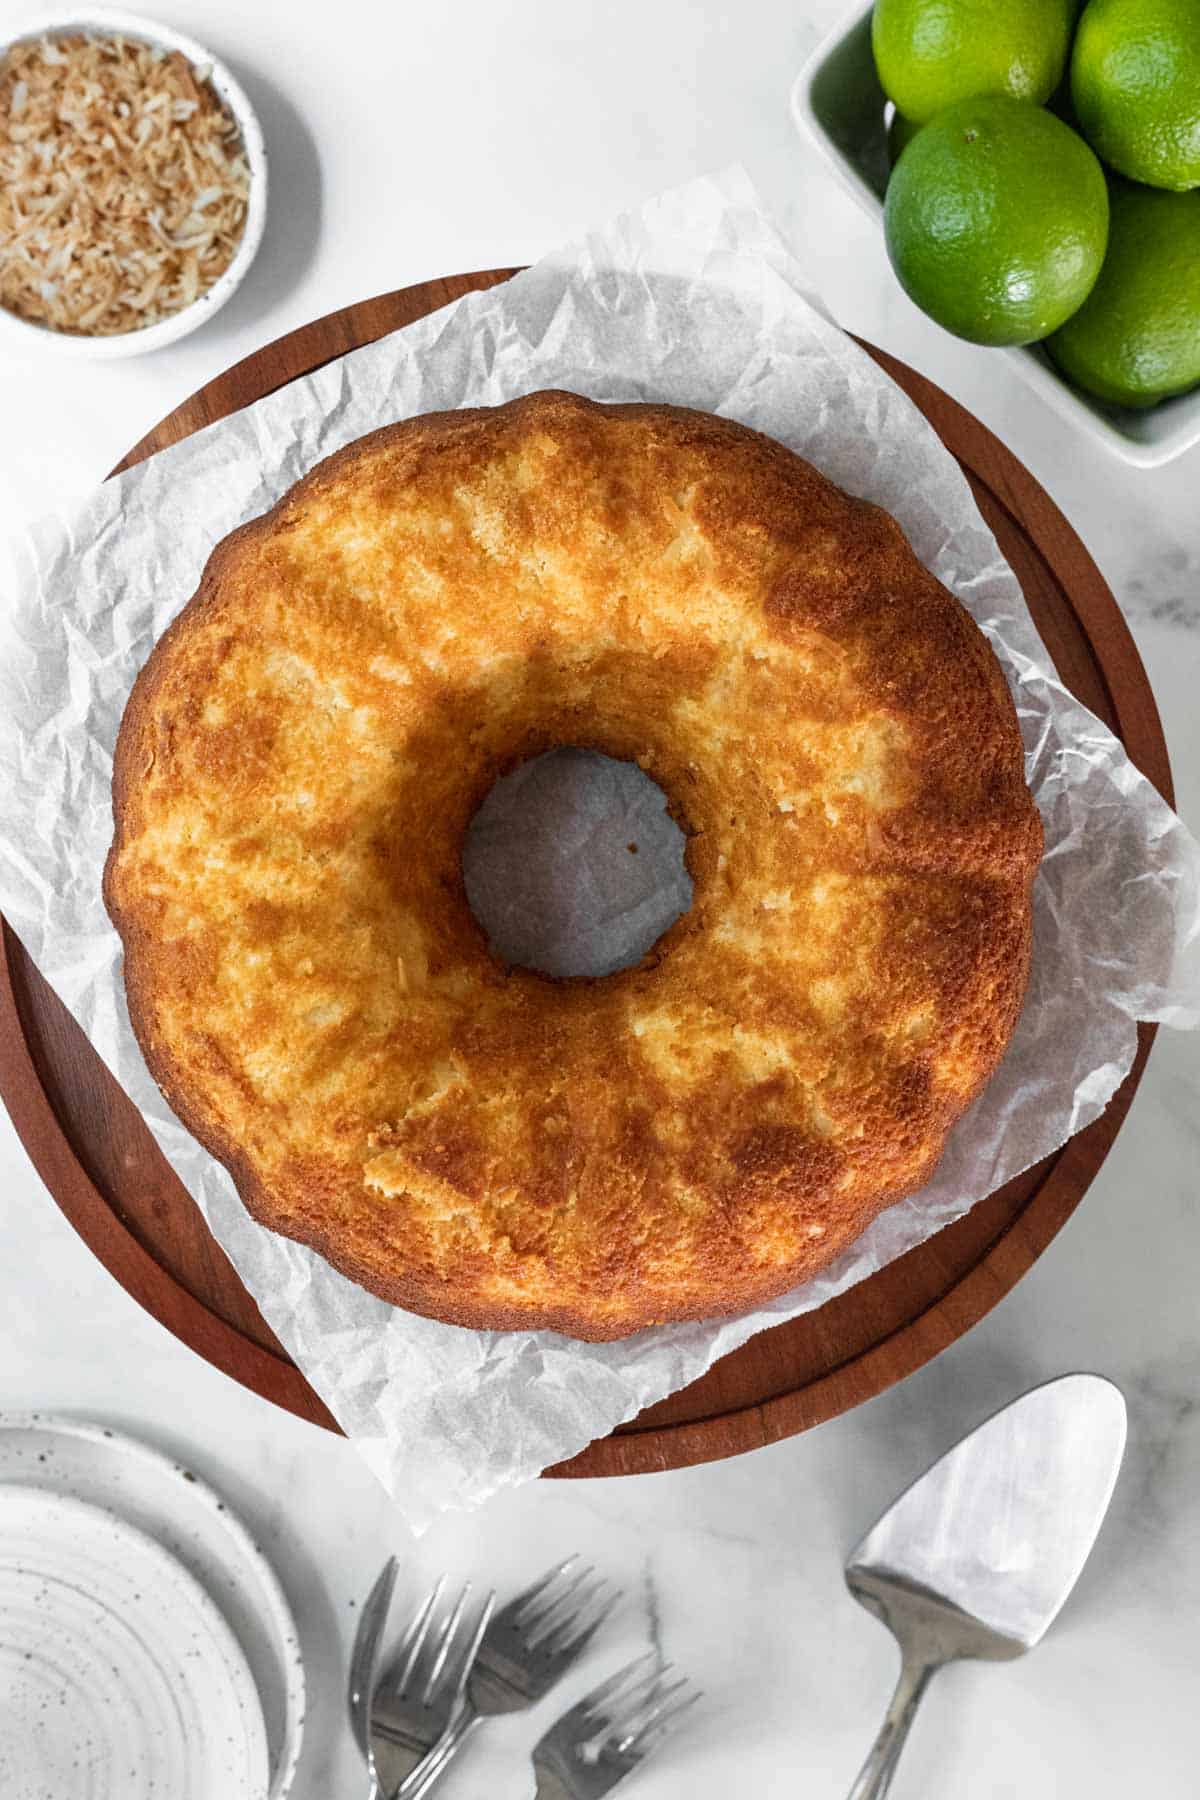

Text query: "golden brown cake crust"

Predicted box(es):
[105, 391, 1042, 1340]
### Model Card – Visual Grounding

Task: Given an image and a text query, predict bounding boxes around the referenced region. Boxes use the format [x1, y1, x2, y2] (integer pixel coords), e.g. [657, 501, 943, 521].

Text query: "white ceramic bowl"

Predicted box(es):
[0, 7, 267, 358]
[791, 2, 1200, 469]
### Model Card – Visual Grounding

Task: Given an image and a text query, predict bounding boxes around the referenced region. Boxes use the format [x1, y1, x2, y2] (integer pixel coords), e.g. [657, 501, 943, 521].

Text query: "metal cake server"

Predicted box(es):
[844, 1373, 1127, 1800]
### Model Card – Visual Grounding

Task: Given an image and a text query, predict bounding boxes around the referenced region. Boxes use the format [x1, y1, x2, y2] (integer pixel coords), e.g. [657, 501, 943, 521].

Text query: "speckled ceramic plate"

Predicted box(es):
[0, 1414, 304, 1798]
[0, 1486, 269, 1799]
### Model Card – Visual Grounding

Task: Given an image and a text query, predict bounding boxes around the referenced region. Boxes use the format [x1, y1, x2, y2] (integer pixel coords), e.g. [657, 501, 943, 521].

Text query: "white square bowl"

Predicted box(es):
[790, 2, 1200, 468]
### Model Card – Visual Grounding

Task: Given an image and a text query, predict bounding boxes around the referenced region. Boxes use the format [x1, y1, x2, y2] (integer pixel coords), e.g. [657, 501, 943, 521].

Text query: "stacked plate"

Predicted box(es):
[0, 1415, 304, 1799]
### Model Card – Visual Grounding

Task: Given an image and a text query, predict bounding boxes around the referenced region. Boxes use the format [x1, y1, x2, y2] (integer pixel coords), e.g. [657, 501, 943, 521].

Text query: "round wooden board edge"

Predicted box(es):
[0, 268, 1169, 1481]
[552, 1022, 1156, 1477]
[0, 921, 339, 1433]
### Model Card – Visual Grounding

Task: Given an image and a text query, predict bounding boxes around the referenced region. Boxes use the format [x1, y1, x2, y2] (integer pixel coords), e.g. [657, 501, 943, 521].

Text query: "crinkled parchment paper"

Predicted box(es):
[463, 748, 694, 979]
[3, 168, 1199, 1532]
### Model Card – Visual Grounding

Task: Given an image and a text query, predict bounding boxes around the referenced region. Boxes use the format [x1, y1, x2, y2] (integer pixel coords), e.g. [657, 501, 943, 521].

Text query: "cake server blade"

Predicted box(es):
[843, 1373, 1126, 1799]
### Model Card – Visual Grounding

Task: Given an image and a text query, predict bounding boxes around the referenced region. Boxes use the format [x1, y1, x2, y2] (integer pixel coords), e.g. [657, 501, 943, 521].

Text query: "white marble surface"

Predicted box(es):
[1, 3, 1197, 1795]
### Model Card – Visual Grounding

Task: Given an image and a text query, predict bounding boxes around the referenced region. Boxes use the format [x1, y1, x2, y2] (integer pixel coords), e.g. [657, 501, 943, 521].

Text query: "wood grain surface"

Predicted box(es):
[0, 270, 1171, 1478]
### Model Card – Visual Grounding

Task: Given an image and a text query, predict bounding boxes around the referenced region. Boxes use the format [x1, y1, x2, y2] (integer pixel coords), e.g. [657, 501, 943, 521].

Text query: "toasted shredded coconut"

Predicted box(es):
[0, 32, 250, 336]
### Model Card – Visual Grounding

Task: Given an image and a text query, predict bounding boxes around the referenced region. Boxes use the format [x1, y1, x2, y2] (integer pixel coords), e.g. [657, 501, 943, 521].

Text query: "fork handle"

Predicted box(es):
[846, 1646, 940, 1800]
[394, 1708, 480, 1799]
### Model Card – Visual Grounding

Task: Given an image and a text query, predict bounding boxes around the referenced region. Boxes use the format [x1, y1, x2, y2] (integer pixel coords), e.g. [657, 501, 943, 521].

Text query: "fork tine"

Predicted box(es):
[434, 1586, 495, 1705]
[557, 1580, 617, 1639]
[620, 1686, 702, 1756]
[393, 1575, 446, 1694]
[576, 1589, 621, 1640]
[348, 1556, 397, 1748]
[451, 1588, 496, 1701]
[422, 1582, 471, 1703]
[513, 1554, 579, 1622]
[578, 1651, 659, 1721]
[593, 1656, 683, 1728]
[352, 1558, 398, 1694]
[527, 1573, 606, 1649]
[540, 1584, 618, 1660]
[520, 1562, 595, 1633]
[560, 1576, 608, 1620]
[597, 1662, 680, 1729]
[614, 1671, 691, 1733]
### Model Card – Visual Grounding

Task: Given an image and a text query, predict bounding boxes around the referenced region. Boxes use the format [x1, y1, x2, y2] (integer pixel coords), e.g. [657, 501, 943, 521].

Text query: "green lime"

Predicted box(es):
[887, 108, 924, 165]
[1047, 179, 1200, 405]
[872, 0, 1077, 125]
[884, 97, 1110, 345]
[1071, 0, 1200, 191]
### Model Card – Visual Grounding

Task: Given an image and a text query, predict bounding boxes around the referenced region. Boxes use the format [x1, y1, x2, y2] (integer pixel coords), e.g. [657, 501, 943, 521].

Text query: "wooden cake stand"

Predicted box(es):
[0, 270, 1172, 1478]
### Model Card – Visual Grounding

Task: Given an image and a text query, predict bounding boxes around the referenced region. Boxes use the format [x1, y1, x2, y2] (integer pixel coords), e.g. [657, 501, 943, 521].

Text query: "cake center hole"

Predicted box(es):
[462, 748, 693, 979]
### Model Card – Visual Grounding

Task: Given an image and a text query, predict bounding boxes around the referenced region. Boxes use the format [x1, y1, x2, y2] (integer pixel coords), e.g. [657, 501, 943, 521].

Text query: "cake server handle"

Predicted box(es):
[845, 1642, 940, 1800]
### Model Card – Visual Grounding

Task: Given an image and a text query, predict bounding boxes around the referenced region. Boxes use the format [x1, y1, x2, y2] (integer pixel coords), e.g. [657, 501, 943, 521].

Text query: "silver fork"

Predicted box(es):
[383, 1556, 619, 1798]
[348, 1557, 399, 1800]
[369, 1575, 497, 1799]
[529, 1654, 701, 1800]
